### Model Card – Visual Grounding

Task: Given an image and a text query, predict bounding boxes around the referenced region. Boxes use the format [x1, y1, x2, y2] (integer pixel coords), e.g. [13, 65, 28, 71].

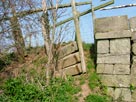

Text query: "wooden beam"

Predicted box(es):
[71, 0, 86, 73]
[58, 52, 80, 70]
[0, 1, 92, 21]
[58, 41, 78, 59]
[63, 63, 82, 75]
[55, 0, 114, 27]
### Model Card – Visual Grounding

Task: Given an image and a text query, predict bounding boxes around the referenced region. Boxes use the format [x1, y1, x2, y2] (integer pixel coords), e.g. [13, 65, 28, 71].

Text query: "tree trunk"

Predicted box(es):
[10, 17, 25, 62]
[41, 12, 53, 85]
[10, 1, 25, 62]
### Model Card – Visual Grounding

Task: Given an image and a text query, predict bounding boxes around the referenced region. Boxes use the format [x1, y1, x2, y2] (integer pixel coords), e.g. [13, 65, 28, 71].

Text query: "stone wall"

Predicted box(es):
[130, 17, 136, 102]
[95, 15, 133, 102]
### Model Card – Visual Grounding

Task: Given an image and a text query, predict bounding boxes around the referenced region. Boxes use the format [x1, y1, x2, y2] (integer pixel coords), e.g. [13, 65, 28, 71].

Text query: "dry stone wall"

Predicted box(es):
[95, 15, 133, 102]
[130, 17, 136, 102]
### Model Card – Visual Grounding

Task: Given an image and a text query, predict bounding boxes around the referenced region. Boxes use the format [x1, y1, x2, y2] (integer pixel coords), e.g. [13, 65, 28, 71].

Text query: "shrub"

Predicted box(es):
[0, 53, 16, 71]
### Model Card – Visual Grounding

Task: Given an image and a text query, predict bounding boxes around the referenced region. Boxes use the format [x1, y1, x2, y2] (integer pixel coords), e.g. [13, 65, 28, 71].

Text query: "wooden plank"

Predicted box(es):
[71, 0, 86, 73]
[63, 63, 82, 75]
[58, 41, 78, 59]
[58, 52, 80, 69]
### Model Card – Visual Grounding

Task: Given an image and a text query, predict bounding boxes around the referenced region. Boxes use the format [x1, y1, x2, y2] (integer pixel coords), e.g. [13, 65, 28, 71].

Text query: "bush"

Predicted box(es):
[0, 53, 16, 71]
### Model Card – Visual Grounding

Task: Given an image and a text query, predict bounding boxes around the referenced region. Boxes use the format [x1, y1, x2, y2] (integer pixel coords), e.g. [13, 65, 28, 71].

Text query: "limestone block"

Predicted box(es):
[97, 40, 109, 54]
[132, 89, 136, 102]
[131, 31, 136, 42]
[132, 43, 136, 55]
[100, 75, 130, 87]
[133, 56, 136, 62]
[97, 64, 130, 74]
[58, 52, 80, 69]
[107, 88, 131, 102]
[63, 63, 82, 75]
[107, 88, 114, 97]
[114, 88, 131, 102]
[58, 41, 78, 59]
[113, 64, 130, 75]
[97, 64, 113, 74]
[130, 17, 136, 30]
[110, 39, 130, 55]
[131, 63, 136, 86]
[95, 15, 129, 33]
[95, 30, 131, 39]
[97, 54, 130, 64]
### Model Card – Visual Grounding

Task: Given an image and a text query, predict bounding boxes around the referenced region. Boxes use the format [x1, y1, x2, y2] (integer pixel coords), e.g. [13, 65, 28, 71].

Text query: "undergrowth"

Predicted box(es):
[0, 53, 16, 71]
[0, 43, 112, 102]
[0, 76, 80, 102]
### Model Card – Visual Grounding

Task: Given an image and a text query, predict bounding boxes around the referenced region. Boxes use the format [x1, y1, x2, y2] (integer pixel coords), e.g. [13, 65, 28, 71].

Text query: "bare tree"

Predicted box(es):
[0, 0, 41, 62]
[41, 0, 72, 84]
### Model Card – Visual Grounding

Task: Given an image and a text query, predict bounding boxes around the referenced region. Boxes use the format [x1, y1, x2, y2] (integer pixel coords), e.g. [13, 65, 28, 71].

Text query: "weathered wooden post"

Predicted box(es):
[71, 0, 86, 73]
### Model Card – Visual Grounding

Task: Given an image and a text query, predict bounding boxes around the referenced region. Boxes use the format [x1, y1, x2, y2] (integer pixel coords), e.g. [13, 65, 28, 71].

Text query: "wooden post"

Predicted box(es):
[71, 0, 86, 73]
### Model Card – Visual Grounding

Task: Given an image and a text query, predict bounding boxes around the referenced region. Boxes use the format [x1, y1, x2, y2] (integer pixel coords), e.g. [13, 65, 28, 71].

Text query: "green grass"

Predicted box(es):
[85, 94, 111, 102]
[0, 77, 80, 102]
[83, 42, 92, 51]
[88, 73, 100, 90]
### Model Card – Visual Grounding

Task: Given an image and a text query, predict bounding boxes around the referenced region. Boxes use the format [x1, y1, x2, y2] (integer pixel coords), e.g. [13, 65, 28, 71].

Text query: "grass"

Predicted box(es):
[83, 42, 112, 101]
[83, 42, 92, 51]
[0, 77, 80, 102]
[88, 73, 100, 90]
[85, 94, 111, 102]
[0, 42, 112, 102]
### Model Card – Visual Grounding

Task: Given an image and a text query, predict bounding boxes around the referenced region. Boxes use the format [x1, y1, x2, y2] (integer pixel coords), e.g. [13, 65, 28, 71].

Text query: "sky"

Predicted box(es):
[1, 0, 136, 49]
[64, 0, 136, 43]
